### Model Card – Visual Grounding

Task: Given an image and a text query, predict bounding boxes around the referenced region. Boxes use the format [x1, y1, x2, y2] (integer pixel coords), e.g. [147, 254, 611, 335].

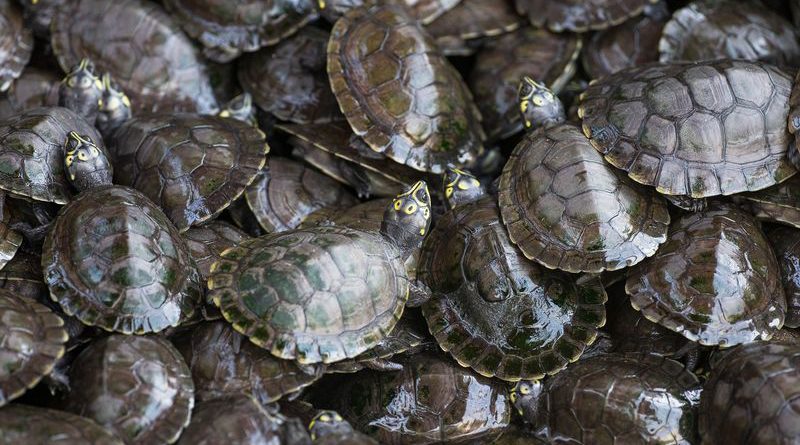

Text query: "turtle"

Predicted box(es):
[318, 0, 460, 24]
[0, 195, 22, 271]
[625, 202, 786, 346]
[0, 67, 59, 121]
[163, 0, 319, 63]
[424, 0, 522, 56]
[421, 168, 608, 381]
[19, 0, 67, 38]
[510, 353, 699, 444]
[243, 157, 358, 233]
[183, 221, 250, 281]
[238, 26, 342, 125]
[314, 351, 511, 443]
[734, 175, 800, 228]
[659, 0, 800, 67]
[209, 181, 432, 364]
[106, 112, 269, 232]
[491, 425, 548, 445]
[218, 92, 258, 127]
[177, 395, 313, 445]
[468, 27, 581, 140]
[95, 72, 133, 139]
[765, 226, 800, 328]
[699, 342, 800, 444]
[0, 405, 125, 445]
[0, 250, 47, 301]
[0, 0, 32, 93]
[308, 411, 378, 445]
[578, 60, 797, 200]
[51, 0, 219, 113]
[327, 3, 485, 174]
[62, 335, 194, 445]
[498, 78, 670, 273]
[514, 0, 658, 32]
[0, 290, 67, 407]
[172, 321, 325, 404]
[58, 59, 104, 125]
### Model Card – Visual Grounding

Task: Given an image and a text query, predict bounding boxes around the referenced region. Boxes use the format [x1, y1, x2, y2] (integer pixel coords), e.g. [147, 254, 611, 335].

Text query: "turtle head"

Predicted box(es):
[218, 92, 257, 127]
[308, 411, 352, 441]
[64, 131, 113, 192]
[95, 73, 131, 138]
[59, 58, 104, 122]
[509, 380, 543, 422]
[443, 167, 484, 209]
[518, 77, 565, 131]
[381, 181, 432, 259]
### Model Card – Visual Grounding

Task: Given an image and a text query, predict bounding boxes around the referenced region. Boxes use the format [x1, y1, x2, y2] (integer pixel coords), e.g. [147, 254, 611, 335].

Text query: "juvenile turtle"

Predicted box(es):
[626, 203, 786, 346]
[217, 92, 258, 127]
[328, 3, 485, 174]
[734, 175, 800, 228]
[0, 405, 125, 445]
[58, 59, 104, 125]
[318, 0, 460, 24]
[421, 169, 607, 381]
[0, 0, 32, 93]
[766, 226, 800, 328]
[424, 0, 521, 56]
[183, 221, 250, 280]
[308, 411, 377, 445]
[0, 67, 59, 120]
[63, 335, 194, 445]
[514, 0, 658, 32]
[209, 181, 432, 364]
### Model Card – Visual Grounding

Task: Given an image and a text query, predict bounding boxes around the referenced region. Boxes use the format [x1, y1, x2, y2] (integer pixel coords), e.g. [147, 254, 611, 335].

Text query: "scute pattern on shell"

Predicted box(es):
[0, 67, 59, 121]
[209, 226, 408, 364]
[0, 405, 125, 445]
[734, 175, 800, 228]
[0, 202, 21, 271]
[424, 0, 521, 56]
[579, 60, 796, 198]
[327, 3, 485, 174]
[766, 226, 800, 328]
[499, 124, 670, 273]
[183, 221, 249, 280]
[0, 0, 33, 93]
[514, 0, 656, 32]
[108, 113, 268, 232]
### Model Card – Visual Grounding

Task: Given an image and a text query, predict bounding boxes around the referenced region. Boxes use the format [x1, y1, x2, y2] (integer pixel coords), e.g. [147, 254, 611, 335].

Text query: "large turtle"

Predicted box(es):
[209, 181, 431, 364]
[765, 226, 800, 328]
[0, 67, 58, 120]
[0, 0, 32, 93]
[327, 3, 485, 174]
[424, 0, 521, 56]
[514, 0, 658, 32]
[0, 405, 125, 445]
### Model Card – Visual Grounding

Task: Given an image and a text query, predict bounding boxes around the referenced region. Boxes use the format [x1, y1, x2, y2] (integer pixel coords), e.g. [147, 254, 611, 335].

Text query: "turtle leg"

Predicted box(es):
[10, 221, 52, 244]
[361, 358, 404, 372]
[406, 280, 431, 307]
[672, 342, 701, 372]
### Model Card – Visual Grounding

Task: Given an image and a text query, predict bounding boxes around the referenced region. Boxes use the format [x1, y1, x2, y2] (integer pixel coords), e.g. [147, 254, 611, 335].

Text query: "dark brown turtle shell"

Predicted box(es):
[173, 321, 324, 404]
[700, 342, 800, 444]
[499, 124, 670, 273]
[19, 0, 67, 38]
[244, 157, 358, 233]
[469, 27, 581, 140]
[319, 0, 460, 24]
[0, 290, 67, 407]
[0, 249, 46, 301]
[659, 0, 800, 66]
[767, 226, 800, 328]
[0, 0, 32, 93]
[183, 221, 249, 280]
[43, 186, 203, 334]
[626, 203, 786, 346]
[421, 197, 607, 381]
[0, 197, 21, 271]
[424, 0, 521, 56]
[579, 60, 796, 198]
[514, 0, 657, 32]
[238, 27, 342, 124]
[0, 405, 125, 445]
[328, 3, 485, 174]
[63, 335, 194, 445]
[0, 67, 59, 120]
[734, 175, 800, 228]
[108, 113, 268, 232]
[51, 0, 219, 113]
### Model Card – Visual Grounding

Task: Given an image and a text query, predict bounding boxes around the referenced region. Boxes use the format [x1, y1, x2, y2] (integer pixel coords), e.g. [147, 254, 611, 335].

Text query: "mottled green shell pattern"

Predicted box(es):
[0, 405, 125, 445]
[183, 221, 250, 280]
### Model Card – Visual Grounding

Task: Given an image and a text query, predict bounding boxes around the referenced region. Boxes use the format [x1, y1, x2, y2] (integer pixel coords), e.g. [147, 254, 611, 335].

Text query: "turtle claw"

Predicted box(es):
[11, 221, 52, 244]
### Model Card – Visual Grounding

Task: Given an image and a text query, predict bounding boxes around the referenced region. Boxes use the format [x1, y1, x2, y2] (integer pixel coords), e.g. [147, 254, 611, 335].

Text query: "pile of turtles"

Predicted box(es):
[3, 0, 800, 443]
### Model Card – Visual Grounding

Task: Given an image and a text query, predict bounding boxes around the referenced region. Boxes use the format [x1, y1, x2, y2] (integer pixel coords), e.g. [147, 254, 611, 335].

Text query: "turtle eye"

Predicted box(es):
[520, 384, 530, 395]
[320, 414, 331, 422]
[445, 186, 453, 197]
[393, 200, 402, 211]
[422, 207, 430, 219]
[544, 91, 554, 101]
[404, 203, 417, 214]
[510, 391, 517, 403]
[533, 96, 545, 106]
[334, 414, 343, 422]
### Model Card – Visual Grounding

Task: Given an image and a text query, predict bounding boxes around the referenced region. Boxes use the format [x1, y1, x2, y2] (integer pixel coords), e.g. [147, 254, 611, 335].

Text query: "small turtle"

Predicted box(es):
[63, 335, 194, 445]
[421, 169, 607, 381]
[734, 175, 800, 228]
[318, 0, 460, 24]
[659, 0, 800, 66]
[238, 27, 342, 124]
[0, 290, 67, 407]
[0, 405, 125, 445]
[328, 3, 485, 174]
[209, 181, 431, 364]
[511, 353, 699, 443]
[183, 221, 250, 280]
[58, 59, 104, 125]
[424, 0, 521, 56]
[218, 92, 258, 127]
[766, 226, 800, 328]
[700, 342, 800, 444]
[0, 0, 32, 93]
[626, 203, 786, 346]
[308, 411, 377, 445]
[95, 73, 132, 139]
[514, 0, 658, 32]
[173, 321, 325, 404]
[0, 67, 59, 120]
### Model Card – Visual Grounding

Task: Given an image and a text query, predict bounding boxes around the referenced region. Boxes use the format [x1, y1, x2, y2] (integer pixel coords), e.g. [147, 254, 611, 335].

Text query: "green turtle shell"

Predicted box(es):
[328, 3, 485, 174]
[734, 175, 800, 228]
[0, 405, 125, 445]
[183, 221, 250, 280]
[421, 197, 607, 381]
[43, 186, 203, 334]
[108, 113, 268, 232]
[766, 226, 800, 328]
[626, 203, 786, 346]
[424, 0, 521, 56]
[0, 0, 32, 93]
[51, 0, 218, 113]
[0, 290, 67, 407]
[514, 0, 657, 32]
[0, 67, 59, 120]
[579, 60, 796, 198]
[209, 225, 408, 364]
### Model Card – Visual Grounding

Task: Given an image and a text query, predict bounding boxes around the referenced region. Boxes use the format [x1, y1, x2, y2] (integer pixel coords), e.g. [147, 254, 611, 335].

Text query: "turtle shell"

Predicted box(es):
[420, 197, 607, 381]
[659, 0, 800, 66]
[177, 395, 312, 445]
[700, 342, 800, 444]
[0, 107, 104, 204]
[766, 226, 800, 328]
[238, 27, 342, 124]
[319, 0, 460, 24]
[173, 321, 324, 404]
[51, 0, 219, 113]
[0, 405, 125, 445]
[626, 203, 786, 346]
[0, 197, 21, 271]
[209, 225, 408, 364]
[0, 67, 58, 121]
[469, 27, 581, 140]
[579, 60, 797, 198]
[498, 124, 670, 273]
[0, 249, 47, 301]
[43, 186, 203, 334]
[424, 0, 521, 56]
[163, 0, 318, 63]
[734, 175, 800, 228]
[327, 3, 485, 174]
[63, 335, 194, 445]
[514, 0, 657, 32]
[108, 113, 268, 232]
[0, 290, 67, 407]
[244, 157, 358, 233]
[19, 0, 67, 38]
[183, 221, 250, 280]
[0, 0, 32, 93]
